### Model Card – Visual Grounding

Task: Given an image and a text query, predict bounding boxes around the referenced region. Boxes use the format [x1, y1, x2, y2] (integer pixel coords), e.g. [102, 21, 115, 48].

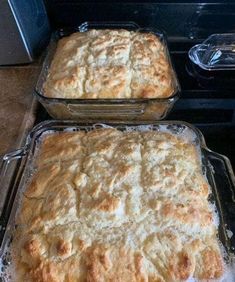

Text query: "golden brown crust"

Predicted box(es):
[194, 246, 224, 280]
[44, 29, 174, 99]
[94, 193, 120, 212]
[85, 246, 147, 282]
[13, 128, 224, 281]
[28, 262, 59, 282]
[168, 251, 195, 280]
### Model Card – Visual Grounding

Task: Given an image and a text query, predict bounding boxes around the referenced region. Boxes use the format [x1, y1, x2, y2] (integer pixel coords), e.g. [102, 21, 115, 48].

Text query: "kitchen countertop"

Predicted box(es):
[0, 64, 40, 156]
[0, 64, 41, 214]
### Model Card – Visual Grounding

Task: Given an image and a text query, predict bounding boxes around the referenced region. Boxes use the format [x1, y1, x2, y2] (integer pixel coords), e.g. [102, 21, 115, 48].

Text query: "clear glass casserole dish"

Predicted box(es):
[34, 22, 180, 121]
[186, 59, 235, 91]
[0, 120, 235, 281]
[189, 33, 235, 71]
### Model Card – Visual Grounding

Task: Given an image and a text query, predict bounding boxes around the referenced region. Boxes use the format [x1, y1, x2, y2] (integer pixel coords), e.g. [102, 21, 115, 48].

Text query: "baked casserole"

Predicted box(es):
[12, 128, 224, 281]
[43, 29, 174, 99]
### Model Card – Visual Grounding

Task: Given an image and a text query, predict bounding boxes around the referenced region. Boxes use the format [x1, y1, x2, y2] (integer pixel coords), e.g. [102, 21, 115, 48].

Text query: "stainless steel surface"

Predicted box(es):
[0, 0, 50, 65]
[0, 1, 31, 64]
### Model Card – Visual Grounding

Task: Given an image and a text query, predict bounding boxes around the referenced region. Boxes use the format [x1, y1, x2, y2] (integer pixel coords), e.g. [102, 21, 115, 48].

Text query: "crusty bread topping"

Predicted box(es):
[44, 30, 174, 99]
[13, 128, 224, 281]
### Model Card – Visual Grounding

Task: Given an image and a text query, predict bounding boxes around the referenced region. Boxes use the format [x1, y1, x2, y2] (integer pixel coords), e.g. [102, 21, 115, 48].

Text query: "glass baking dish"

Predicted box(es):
[186, 59, 235, 91]
[0, 120, 235, 281]
[34, 22, 180, 121]
[189, 33, 235, 71]
[187, 33, 235, 90]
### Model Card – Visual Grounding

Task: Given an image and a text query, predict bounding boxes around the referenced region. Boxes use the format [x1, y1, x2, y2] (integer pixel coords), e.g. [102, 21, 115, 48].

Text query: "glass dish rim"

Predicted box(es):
[3, 119, 234, 164]
[2, 120, 235, 209]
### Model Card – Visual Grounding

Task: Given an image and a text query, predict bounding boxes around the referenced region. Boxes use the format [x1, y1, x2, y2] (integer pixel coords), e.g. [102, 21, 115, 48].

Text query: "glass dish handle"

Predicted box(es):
[188, 44, 207, 66]
[204, 148, 235, 252]
[0, 148, 26, 179]
[205, 148, 235, 253]
[67, 103, 146, 116]
[0, 148, 26, 220]
[207, 149, 235, 199]
[78, 21, 140, 32]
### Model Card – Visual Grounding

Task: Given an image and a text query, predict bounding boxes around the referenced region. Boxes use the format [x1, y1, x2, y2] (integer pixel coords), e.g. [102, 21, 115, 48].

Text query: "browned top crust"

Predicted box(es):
[44, 30, 175, 99]
[13, 128, 224, 281]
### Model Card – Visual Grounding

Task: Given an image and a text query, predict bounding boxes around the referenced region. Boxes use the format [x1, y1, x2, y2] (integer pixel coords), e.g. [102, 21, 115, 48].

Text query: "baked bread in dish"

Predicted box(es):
[43, 30, 174, 99]
[13, 128, 224, 281]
